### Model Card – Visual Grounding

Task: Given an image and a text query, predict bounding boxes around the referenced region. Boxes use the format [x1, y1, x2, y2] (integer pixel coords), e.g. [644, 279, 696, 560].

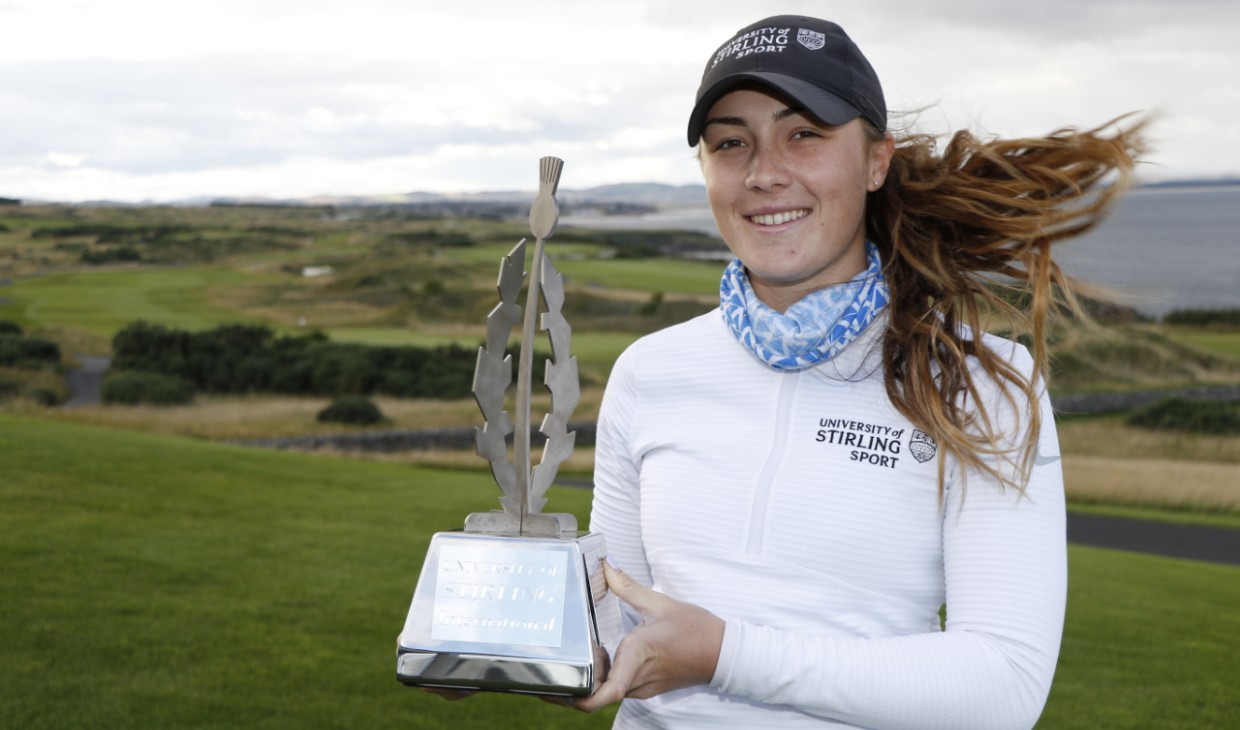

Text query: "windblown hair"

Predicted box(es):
[865, 116, 1148, 496]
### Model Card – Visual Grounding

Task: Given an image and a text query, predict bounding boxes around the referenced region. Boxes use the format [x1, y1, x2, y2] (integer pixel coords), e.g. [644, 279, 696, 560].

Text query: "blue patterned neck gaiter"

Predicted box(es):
[719, 241, 889, 371]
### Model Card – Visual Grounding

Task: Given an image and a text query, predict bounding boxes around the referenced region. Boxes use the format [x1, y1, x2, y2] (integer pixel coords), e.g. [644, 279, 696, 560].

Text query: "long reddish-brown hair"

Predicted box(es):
[865, 116, 1148, 495]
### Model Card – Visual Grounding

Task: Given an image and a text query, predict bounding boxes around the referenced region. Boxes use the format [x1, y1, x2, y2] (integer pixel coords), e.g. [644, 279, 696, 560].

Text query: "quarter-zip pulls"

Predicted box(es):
[745, 371, 799, 555]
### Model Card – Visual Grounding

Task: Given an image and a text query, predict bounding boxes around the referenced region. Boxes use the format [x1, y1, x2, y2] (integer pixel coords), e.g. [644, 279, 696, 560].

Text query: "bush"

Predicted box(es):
[1126, 397, 1240, 435]
[81, 246, 142, 265]
[0, 334, 61, 368]
[317, 396, 385, 425]
[0, 374, 19, 397]
[0, 320, 22, 335]
[102, 371, 196, 406]
[26, 386, 59, 407]
[1162, 308, 1240, 327]
[110, 321, 490, 399]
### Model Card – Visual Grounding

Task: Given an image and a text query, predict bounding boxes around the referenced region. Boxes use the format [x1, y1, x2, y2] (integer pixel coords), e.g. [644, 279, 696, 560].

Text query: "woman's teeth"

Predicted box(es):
[749, 209, 809, 226]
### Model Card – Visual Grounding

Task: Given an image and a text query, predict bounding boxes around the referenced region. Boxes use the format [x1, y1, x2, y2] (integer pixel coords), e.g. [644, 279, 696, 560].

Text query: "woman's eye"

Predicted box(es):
[713, 138, 745, 151]
[792, 129, 822, 140]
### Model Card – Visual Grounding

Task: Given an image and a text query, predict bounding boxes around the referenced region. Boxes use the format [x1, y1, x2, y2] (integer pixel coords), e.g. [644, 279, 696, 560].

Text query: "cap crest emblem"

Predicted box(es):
[797, 28, 826, 50]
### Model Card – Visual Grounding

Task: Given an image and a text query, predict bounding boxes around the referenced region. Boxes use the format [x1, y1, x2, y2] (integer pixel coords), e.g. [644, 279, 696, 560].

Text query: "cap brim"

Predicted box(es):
[687, 72, 862, 146]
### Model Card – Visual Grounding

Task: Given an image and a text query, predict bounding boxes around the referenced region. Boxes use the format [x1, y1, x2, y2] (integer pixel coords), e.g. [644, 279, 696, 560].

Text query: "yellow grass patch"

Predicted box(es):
[315, 446, 597, 479]
[1056, 416, 1240, 464]
[33, 389, 606, 441]
[1063, 454, 1240, 512]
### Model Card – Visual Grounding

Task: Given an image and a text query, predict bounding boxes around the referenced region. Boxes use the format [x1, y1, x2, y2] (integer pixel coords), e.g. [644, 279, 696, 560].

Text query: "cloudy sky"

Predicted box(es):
[2, 0, 1237, 203]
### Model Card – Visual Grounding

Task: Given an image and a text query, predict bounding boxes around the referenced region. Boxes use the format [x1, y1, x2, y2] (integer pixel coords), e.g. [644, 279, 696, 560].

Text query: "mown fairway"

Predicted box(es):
[0, 267, 271, 337]
[2, 414, 1237, 729]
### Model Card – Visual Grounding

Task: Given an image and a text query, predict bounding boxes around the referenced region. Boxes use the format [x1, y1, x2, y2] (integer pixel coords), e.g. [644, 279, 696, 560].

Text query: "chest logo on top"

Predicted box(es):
[814, 419, 936, 469]
[909, 429, 938, 463]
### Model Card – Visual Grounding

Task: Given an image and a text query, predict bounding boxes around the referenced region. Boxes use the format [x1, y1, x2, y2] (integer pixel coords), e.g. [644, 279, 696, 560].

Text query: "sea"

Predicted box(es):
[562, 185, 1240, 319]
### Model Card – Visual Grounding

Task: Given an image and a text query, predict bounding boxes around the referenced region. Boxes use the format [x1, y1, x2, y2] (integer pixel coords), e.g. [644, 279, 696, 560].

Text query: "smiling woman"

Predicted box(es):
[571, 13, 1148, 730]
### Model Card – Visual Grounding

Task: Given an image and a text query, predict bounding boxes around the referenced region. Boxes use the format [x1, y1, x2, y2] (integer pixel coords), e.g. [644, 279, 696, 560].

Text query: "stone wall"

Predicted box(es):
[238, 386, 1240, 454]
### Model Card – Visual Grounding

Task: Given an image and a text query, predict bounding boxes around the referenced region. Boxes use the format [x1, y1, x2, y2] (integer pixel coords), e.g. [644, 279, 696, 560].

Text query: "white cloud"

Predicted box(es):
[0, 0, 1235, 202]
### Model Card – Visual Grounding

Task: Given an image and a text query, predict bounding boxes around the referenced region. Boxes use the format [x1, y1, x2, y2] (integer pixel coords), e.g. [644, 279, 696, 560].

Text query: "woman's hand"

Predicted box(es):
[574, 560, 725, 713]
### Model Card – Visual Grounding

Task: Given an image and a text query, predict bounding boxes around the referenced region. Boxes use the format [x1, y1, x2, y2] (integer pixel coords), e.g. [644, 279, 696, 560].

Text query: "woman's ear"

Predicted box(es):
[869, 132, 895, 189]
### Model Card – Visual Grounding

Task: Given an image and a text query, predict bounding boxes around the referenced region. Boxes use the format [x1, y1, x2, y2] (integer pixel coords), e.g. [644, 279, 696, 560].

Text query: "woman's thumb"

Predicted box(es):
[603, 558, 658, 611]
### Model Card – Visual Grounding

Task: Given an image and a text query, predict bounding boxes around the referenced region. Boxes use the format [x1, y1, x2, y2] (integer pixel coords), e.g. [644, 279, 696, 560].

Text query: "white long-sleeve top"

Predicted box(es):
[590, 310, 1066, 729]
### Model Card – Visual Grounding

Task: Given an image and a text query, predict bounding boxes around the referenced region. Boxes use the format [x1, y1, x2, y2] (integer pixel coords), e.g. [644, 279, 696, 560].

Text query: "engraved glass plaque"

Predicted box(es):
[396, 158, 621, 696]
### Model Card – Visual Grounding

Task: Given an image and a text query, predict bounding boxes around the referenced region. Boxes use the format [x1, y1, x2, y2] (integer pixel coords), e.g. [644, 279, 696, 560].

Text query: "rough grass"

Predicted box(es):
[1057, 415, 1240, 513]
[1049, 323, 1240, 393]
[23, 390, 606, 441]
[1063, 455, 1240, 513]
[1057, 414, 1240, 464]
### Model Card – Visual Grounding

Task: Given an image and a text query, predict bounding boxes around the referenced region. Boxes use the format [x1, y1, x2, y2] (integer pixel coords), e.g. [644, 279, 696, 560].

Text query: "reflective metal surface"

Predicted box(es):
[396, 157, 621, 697]
[397, 532, 621, 695]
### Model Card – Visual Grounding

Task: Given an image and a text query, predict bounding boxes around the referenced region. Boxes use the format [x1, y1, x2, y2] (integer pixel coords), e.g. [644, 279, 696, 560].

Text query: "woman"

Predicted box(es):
[578, 14, 1144, 730]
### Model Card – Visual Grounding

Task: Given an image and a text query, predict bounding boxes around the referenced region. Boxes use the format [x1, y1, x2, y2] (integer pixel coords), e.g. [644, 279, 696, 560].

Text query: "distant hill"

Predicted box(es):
[203, 183, 709, 219]
[1138, 176, 1240, 189]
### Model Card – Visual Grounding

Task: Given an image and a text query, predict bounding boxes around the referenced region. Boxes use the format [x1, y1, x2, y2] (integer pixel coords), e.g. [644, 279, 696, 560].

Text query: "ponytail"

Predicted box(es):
[866, 116, 1149, 496]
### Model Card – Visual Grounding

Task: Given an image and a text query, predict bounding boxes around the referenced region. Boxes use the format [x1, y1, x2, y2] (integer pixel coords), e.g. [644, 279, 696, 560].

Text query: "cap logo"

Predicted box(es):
[711, 26, 790, 68]
[797, 28, 826, 51]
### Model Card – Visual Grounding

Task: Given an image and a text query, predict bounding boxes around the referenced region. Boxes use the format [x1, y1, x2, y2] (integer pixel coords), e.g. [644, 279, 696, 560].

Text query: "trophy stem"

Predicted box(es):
[513, 234, 547, 535]
[464, 156, 576, 538]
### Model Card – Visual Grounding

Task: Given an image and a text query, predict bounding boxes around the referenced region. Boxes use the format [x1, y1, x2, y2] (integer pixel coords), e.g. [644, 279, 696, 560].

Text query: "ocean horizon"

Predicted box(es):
[563, 185, 1240, 319]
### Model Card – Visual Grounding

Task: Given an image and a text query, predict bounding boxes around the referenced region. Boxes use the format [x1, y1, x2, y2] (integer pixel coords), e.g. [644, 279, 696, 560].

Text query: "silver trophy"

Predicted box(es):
[397, 157, 621, 696]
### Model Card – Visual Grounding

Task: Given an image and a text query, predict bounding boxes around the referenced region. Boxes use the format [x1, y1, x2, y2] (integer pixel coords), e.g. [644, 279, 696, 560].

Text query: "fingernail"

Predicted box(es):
[605, 555, 620, 570]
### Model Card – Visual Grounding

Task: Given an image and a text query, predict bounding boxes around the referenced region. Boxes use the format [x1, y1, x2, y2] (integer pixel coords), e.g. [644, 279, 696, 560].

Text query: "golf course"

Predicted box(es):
[2, 203, 1238, 728]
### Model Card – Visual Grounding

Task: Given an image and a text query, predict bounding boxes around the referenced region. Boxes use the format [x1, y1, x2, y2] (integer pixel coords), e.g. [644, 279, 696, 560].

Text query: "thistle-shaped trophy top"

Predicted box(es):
[465, 157, 580, 538]
[529, 157, 563, 240]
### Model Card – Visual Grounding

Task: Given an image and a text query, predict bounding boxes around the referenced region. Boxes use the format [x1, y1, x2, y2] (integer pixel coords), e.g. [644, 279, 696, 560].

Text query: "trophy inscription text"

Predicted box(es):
[432, 545, 567, 648]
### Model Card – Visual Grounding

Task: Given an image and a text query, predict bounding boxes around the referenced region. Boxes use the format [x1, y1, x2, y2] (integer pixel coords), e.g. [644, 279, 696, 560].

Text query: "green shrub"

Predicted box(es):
[26, 386, 59, 407]
[0, 334, 61, 368]
[1126, 397, 1240, 435]
[81, 246, 142, 265]
[317, 396, 385, 425]
[1162, 308, 1240, 327]
[102, 371, 196, 406]
[0, 374, 19, 397]
[111, 321, 488, 399]
[0, 320, 22, 335]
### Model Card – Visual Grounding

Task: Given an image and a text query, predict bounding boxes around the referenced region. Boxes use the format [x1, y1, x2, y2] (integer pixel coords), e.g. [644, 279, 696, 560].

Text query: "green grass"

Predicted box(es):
[3, 414, 1236, 728]
[0, 414, 613, 730]
[1041, 545, 1240, 728]
[1068, 501, 1240, 530]
[328, 328, 640, 378]
[0, 267, 271, 337]
[1165, 328, 1240, 360]
[553, 257, 722, 296]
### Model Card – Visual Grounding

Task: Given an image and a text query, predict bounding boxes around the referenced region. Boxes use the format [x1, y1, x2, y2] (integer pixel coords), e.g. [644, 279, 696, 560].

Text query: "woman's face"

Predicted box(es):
[699, 87, 893, 311]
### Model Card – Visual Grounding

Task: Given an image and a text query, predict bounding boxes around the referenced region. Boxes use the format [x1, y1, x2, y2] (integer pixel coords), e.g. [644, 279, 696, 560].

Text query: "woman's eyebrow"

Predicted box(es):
[703, 105, 806, 133]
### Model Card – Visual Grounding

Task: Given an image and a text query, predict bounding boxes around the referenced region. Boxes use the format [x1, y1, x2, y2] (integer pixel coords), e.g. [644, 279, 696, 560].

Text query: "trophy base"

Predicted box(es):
[396, 531, 620, 697]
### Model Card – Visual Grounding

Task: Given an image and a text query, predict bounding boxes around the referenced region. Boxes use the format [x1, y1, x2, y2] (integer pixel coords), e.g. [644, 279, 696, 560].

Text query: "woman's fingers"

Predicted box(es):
[573, 559, 725, 712]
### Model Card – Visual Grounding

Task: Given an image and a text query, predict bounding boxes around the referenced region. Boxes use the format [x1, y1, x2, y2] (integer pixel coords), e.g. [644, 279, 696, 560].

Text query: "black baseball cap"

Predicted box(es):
[687, 16, 887, 146]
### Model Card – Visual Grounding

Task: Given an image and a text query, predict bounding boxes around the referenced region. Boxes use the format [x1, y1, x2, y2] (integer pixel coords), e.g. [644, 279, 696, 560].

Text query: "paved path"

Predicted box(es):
[1067, 512, 1239, 566]
[62, 355, 112, 408]
[554, 478, 1238, 566]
